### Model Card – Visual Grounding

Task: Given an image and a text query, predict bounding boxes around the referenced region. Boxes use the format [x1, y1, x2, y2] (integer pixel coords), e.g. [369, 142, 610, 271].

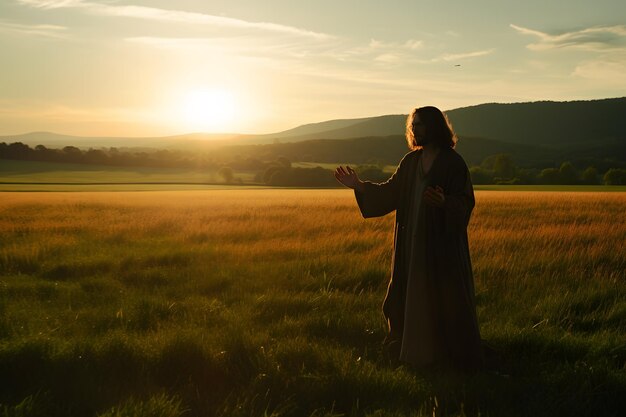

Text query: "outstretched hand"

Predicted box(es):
[334, 166, 362, 190]
[424, 185, 445, 207]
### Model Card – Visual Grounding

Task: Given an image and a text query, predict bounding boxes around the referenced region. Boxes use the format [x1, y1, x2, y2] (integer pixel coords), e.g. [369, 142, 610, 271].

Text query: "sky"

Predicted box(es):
[1, 0, 625, 136]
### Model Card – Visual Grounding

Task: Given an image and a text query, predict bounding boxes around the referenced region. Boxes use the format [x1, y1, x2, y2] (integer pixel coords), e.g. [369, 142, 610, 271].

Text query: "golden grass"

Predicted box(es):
[0, 190, 625, 416]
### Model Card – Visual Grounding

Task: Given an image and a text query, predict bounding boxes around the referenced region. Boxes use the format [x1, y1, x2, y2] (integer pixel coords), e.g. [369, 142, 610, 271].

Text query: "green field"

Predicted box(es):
[0, 184, 271, 192]
[473, 184, 626, 192]
[2, 160, 626, 193]
[3, 184, 624, 193]
[0, 160, 256, 184]
[292, 162, 397, 173]
[1, 190, 625, 417]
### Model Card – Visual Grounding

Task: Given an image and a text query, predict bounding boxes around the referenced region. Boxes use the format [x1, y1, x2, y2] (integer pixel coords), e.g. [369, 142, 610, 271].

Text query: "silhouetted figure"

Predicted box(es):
[335, 106, 483, 373]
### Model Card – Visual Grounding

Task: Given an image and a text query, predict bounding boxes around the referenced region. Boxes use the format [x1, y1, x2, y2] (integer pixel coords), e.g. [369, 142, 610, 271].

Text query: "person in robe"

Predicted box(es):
[334, 106, 483, 373]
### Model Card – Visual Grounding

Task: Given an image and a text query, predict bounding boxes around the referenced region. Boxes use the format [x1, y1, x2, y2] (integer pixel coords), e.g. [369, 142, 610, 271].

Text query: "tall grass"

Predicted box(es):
[0, 190, 624, 417]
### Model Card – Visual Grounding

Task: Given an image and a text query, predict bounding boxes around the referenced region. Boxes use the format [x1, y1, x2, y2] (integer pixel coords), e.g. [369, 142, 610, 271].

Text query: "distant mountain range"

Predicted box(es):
[0, 131, 240, 150]
[248, 97, 626, 147]
[1, 97, 625, 168]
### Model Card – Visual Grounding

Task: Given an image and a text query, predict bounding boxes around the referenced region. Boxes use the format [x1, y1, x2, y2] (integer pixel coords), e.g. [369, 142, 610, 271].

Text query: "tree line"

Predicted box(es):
[468, 154, 626, 185]
[0, 142, 214, 169]
[2, 142, 625, 186]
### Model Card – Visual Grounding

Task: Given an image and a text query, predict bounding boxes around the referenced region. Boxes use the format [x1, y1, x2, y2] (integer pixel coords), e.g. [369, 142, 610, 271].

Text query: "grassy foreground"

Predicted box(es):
[0, 190, 625, 417]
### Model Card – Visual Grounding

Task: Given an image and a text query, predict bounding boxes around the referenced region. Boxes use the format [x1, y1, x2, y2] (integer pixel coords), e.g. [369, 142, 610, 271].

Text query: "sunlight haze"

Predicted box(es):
[1, 0, 625, 136]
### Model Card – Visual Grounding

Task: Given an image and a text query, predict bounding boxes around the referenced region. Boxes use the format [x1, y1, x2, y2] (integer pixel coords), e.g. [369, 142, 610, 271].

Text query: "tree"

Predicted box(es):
[356, 165, 387, 182]
[469, 167, 494, 184]
[62, 146, 83, 163]
[217, 166, 234, 183]
[559, 161, 579, 185]
[243, 157, 264, 170]
[516, 168, 539, 185]
[538, 168, 560, 184]
[493, 154, 516, 179]
[480, 154, 498, 170]
[5, 142, 32, 159]
[581, 166, 599, 185]
[84, 149, 108, 165]
[262, 165, 285, 184]
[276, 156, 291, 168]
[603, 168, 626, 185]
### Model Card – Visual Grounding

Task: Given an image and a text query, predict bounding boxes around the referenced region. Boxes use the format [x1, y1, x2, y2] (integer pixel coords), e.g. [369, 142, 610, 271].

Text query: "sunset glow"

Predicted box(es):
[178, 89, 236, 132]
[0, 0, 624, 136]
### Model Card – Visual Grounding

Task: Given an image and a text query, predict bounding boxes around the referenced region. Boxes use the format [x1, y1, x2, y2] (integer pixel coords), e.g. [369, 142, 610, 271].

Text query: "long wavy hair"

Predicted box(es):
[405, 106, 458, 150]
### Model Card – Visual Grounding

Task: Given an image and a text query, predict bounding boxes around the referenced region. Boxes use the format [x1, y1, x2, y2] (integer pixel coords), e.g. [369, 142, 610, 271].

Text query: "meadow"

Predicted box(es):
[0, 160, 246, 184]
[0, 190, 625, 417]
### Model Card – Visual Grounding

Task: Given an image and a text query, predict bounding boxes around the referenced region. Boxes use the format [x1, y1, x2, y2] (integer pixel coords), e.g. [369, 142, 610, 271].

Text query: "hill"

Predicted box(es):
[446, 97, 626, 146]
[207, 132, 626, 172]
[208, 135, 555, 168]
[242, 115, 407, 144]
[238, 97, 626, 148]
[251, 117, 373, 140]
[2, 97, 625, 166]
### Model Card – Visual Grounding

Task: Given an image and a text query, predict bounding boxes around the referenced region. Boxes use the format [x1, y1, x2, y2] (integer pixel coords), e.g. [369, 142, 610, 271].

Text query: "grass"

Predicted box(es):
[473, 184, 626, 192]
[0, 190, 625, 416]
[0, 184, 270, 192]
[292, 162, 397, 173]
[0, 160, 257, 184]
[3, 160, 626, 192]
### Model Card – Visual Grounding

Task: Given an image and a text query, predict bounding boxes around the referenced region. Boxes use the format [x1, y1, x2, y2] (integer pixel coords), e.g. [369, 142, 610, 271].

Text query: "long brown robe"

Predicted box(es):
[354, 147, 483, 372]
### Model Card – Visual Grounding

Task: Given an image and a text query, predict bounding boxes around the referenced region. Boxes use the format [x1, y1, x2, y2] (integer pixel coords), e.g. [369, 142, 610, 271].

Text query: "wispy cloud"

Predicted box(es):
[125, 35, 333, 63]
[126, 35, 430, 69]
[324, 38, 427, 67]
[126, 33, 495, 76]
[573, 55, 626, 82]
[435, 49, 495, 62]
[17, 0, 333, 40]
[338, 39, 494, 65]
[511, 24, 626, 52]
[369, 39, 424, 50]
[0, 20, 67, 38]
[16, 0, 82, 8]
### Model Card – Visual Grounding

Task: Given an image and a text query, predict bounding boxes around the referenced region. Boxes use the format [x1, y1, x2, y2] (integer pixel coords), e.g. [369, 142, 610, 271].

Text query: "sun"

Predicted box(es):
[179, 89, 236, 132]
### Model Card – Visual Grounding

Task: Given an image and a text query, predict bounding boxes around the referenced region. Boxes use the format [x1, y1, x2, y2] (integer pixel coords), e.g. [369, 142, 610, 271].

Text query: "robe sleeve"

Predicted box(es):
[353, 157, 405, 218]
[441, 156, 475, 233]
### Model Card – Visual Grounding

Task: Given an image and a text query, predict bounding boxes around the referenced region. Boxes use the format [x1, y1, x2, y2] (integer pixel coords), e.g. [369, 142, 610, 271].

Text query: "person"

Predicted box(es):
[334, 106, 483, 373]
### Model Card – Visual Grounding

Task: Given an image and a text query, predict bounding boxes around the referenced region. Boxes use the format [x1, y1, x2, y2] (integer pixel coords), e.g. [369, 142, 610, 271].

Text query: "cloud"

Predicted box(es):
[0, 20, 67, 38]
[124, 35, 333, 63]
[511, 24, 626, 52]
[326, 38, 426, 66]
[374, 53, 402, 64]
[335, 41, 494, 65]
[17, 0, 333, 40]
[126, 33, 495, 75]
[368, 39, 424, 50]
[16, 0, 82, 8]
[573, 57, 626, 83]
[435, 49, 495, 62]
[126, 34, 431, 71]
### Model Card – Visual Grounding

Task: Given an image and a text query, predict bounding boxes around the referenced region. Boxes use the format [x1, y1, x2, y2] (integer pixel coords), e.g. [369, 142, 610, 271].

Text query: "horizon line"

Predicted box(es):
[1, 96, 624, 139]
